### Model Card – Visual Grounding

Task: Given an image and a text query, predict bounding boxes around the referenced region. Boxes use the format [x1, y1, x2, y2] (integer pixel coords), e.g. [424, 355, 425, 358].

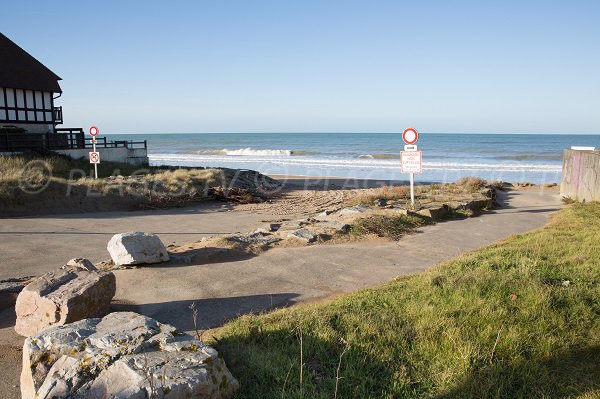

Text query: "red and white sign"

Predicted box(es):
[89, 126, 99, 137]
[89, 151, 100, 164]
[401, 150, 422, 173]
[402, 127, 419, 145]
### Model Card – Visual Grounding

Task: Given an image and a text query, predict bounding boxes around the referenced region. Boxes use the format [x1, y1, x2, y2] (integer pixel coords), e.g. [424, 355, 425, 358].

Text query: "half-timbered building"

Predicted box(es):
[0, 32, 63, 134]
[0, 32, 148, 165]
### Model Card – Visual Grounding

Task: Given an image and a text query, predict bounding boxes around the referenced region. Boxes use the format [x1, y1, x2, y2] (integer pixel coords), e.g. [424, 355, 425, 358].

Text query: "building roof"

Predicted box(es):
[0, 33, 62, 93]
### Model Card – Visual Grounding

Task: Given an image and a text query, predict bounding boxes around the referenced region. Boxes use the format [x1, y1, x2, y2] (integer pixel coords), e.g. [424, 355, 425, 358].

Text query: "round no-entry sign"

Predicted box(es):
[89, 126, 99, 137]
[402, 127, 419, 145]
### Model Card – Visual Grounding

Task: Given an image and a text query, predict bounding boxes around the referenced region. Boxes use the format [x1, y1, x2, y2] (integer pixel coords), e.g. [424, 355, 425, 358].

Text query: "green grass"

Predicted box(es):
[213, 203, 600, 398]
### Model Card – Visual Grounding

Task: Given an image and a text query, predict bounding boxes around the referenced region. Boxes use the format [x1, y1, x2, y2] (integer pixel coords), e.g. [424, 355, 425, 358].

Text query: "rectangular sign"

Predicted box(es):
[400, 151, 422, 173]
[89, 151, 100, 164]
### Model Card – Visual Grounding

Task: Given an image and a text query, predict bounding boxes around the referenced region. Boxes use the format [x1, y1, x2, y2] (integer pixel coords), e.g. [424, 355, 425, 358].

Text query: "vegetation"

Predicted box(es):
[213, 203, 600, 398]
[350, 177, 494, 208]
[454, 176, 487, 192]
[348, 214, 428, 240]
[0, 154, 271, 215]
[352, 185, 411, 204]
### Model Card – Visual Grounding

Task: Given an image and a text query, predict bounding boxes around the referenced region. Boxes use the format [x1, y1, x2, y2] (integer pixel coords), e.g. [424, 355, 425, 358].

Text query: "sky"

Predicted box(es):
[3, 0, 599, 134]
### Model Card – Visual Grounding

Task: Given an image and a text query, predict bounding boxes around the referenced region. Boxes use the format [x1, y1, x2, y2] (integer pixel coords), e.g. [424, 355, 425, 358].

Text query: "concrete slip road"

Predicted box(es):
[0, 187, 562, 397]
[110, 188, 563, 331]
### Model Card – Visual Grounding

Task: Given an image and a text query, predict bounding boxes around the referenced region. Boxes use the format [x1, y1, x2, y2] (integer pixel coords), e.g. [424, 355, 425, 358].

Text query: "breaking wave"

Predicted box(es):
[150, 153, 562, 172]
[494, 154, 563, 161]
[359, 153, 398, 159]
[196, 148, 318, 156]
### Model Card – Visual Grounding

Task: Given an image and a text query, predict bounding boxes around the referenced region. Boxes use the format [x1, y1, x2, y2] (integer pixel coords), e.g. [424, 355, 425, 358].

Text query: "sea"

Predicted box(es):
[108, 133, 599, 184]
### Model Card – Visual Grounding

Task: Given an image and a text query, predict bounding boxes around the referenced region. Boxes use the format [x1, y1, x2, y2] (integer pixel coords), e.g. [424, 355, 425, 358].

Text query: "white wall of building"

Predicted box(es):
[54, 148, 149, 167]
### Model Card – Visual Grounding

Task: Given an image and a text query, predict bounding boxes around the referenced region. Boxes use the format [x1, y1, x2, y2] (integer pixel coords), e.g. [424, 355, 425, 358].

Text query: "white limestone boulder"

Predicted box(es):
[21, 312, 238, 399]
[14, 258, 115, 337]
[107, 232, 170, 266]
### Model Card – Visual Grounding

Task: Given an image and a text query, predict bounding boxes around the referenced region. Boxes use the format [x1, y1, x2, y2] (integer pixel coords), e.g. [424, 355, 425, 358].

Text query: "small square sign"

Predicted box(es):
[89, 151, 100, 164]
[401, 151, 422, 173]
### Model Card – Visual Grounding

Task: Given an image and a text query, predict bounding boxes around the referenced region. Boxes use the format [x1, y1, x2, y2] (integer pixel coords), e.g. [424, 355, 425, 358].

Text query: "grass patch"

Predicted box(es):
[213, 203, 600, 398]
[349, 214, 429, 240]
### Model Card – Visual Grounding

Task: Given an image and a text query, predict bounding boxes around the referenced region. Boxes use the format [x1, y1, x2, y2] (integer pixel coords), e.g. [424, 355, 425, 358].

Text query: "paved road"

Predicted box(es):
[111, 188, 563, 332]
[0, 202, 280, 279]
[0, 188, 562, 397]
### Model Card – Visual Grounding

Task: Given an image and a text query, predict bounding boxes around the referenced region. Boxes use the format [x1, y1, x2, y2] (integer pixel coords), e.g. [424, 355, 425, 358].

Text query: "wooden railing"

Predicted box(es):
[83, 136, 147, 149]
[0, 129, 147, 152]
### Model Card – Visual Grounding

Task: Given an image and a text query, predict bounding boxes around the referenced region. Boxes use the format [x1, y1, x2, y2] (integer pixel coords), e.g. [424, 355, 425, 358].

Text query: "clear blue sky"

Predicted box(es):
[3, 1, 599, 134]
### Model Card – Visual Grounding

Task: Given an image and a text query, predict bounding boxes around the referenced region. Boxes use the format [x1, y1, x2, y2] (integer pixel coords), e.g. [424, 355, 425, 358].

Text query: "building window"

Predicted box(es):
[0, 87, 54, 124]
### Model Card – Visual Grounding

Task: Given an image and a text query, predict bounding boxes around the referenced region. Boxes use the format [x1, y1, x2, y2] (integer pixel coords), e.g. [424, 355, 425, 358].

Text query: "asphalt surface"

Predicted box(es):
[111, 188, 563, 332]
[0, 187, 562, 397]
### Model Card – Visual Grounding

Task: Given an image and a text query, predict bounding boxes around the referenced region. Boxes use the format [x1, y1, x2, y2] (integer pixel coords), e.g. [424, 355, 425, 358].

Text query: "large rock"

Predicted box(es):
[107, 232, 170, 266]
[21, 312, 238, 399]
[15, 258, 115, 337]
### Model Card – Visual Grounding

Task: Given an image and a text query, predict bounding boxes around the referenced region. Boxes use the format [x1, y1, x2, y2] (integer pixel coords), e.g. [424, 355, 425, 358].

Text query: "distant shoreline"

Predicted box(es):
[107, 132, 600, 136]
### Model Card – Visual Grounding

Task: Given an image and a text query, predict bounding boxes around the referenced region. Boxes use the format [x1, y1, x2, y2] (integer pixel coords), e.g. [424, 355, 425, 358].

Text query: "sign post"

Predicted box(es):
[89, 126, 100, 179]
[400, 128, 422, 207]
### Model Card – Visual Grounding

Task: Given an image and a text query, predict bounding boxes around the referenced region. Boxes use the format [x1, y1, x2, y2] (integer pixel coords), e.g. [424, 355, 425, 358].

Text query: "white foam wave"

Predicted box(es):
[214, 148, 292, 156]
[149, 153, 562, 172]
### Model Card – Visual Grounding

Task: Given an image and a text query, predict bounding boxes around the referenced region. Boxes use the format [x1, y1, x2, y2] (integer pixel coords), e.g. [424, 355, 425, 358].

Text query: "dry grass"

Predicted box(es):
[348, 214, 428, 240]
[83, 168, 223, 208]
[351, 185, 411, 205]
[454, 176, 487, 192]
[0, 154, 272, 214]
[350, 178, 492, 208]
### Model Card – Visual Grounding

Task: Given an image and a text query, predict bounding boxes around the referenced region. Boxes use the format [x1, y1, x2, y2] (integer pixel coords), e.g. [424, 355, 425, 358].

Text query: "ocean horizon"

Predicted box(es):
[107, 132, 600, 184]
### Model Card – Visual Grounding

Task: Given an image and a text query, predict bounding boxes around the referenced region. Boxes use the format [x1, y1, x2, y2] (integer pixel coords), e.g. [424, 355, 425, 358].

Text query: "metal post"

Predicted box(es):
[93, 138, 98, 179]
[410, 172, 415, 207]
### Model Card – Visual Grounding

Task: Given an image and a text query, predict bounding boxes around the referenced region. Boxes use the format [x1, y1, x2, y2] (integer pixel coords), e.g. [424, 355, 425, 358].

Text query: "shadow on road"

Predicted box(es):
[111, 292, 301, 331]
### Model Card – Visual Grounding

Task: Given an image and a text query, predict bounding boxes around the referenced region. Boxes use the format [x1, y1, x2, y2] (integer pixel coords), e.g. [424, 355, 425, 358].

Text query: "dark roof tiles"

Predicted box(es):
[0, 32, 62, 92]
